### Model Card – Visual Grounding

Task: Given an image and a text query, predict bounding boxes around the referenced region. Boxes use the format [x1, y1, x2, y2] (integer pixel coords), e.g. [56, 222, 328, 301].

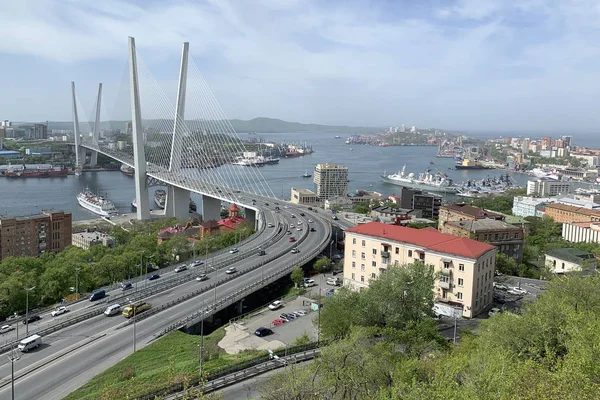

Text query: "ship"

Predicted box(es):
[335, 135, 341, 139]
[77, 188, 118, 217]
[381, 166, 458, 193]
[455, 158, 493, 170]
[5, 166, 69, 178]
[528, 167, 560, 180]
[302, 170, 311, 178]
[456, 174, 521, 198]
[120, 164, 134, 176]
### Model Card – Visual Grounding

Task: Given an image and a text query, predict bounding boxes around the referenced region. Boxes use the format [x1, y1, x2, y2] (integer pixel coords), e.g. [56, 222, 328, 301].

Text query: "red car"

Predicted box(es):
[272, 318, 285, 326]
[289, 237, 296, 242]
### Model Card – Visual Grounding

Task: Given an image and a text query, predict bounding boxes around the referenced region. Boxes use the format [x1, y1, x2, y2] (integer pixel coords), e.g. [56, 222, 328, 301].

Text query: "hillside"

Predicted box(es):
[43, 117, 381, 134]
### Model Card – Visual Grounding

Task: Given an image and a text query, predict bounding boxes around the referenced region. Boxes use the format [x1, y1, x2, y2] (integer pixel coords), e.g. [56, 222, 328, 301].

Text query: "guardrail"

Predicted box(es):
[137, 342, 324, 400]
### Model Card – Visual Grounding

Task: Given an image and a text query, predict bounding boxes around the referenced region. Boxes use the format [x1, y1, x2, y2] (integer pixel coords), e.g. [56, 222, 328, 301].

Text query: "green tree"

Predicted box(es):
[290, 267, 304, 288]
[495, 252, 517, 275]
[316, 286, 361, 340]
[313, 256, 332, 273]
[352, 203, 370, 214]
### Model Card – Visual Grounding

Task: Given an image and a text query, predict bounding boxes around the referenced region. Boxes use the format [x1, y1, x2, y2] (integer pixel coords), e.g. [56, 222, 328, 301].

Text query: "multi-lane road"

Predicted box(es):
[0, 201, 331, 400]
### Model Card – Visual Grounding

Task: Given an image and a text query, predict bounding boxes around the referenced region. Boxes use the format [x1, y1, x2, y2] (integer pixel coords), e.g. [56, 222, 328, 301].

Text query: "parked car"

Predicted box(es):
[148, 274, 160, 281]
[289, 237, 296, 242]
[279, 314, 290, 322]
[229, 248, 239, 254]
[488, 307, 502, 317]
[196, 274, 209, 282]
[290, 224, 295, 229]
[307, 219, 313, 223]
[268, 301, 283, 310]
[493, 283, 508, 291]
[295, 310, 308, 316]
[286, 313, 296, 320]
[23, 315, 41, 325]
[303, 279, 315, 288]
[287, 231, 292, 235]
[291, 214, 296, 218]
[272, 318, 285, 326]
[174, 265, 187, 273]
[255, 327, 274, 337]
[51, 306, 69, 317]
[0, 325, 14, 334]
[225, 267, 237, 274]
[290, 248, 299, 254]
[508, 287, 527, 295]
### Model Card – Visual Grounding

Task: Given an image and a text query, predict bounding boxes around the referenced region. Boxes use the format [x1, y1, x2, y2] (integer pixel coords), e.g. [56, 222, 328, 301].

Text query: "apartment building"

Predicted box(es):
[526, 178, 571, 197]
[512, 196, 555, 217]
[543, 203, 600, 223]
[441, 219, 524, 262]
[438, 204, 503, 231]
[399, 187, 442, 219]
[313, 163, 348, 200]
[343, 222, 497, 318]
[72, 231, 115, 250]
[0, 210, 72, 261]
[562, 222, 600, 244]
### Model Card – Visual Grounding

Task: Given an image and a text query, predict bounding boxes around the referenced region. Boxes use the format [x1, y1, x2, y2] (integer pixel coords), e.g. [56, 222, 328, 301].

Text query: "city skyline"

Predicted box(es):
[1, 1, 600, 132]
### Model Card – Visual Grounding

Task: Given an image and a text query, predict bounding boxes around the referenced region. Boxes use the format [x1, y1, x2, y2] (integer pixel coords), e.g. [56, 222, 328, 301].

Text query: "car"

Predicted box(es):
[297, 220, 302, 225]
[225, 267, 237, 274]
[296, 227, 302, 231]
[308, 219, 313, 223]
[191, 260, 204, 268]
[268, 301, 283, 310]
[23, 315, 41, 325]
[290, 224, 295, 228]
[121, 282, 133, 291]
[488, 307, 502, 317]
[148, 274, 160, 281]
[510, 287, 527, 295]
[493, 294, 506, 304]
[6, 314, 19, 321]
[196, 274, 209, 282]
[287, 231, 292, 235]
[257, 249, 266, 256]
[0, 325, 14, 334]
[493, 283, 508, 291]
[51, 306, 69, 317]
[300, 213, 305, 216]
[174, 265, 187, 273]
[284, 205, 289, 209]
[267, 223, 274, 228]
[310, 227, 316, 232]
[332, 215, 339, 220]
[507, 289, 524, 296]
[291, 214, 296, 218]
[272, 318, 285, 326]
[255, 327, 274, 337]
[295, 310, 308, 316]
[303, 279, 315, 287]
[291, 248, 299, 254]
[307, 207, 312, 210]
[289, 237, 296, 242]
[285, 313, 296, 320]
[229, 248, 239, 254]
[278, 314, 290, 322]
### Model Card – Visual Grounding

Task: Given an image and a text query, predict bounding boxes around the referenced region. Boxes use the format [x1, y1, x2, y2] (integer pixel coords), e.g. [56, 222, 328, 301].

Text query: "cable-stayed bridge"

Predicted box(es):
[72, 37, 275, 225]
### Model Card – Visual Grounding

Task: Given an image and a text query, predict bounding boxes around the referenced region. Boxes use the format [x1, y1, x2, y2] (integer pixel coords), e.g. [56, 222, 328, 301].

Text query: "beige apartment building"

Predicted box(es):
[314, 163, 348, 201]
[344, 222, 497, 318]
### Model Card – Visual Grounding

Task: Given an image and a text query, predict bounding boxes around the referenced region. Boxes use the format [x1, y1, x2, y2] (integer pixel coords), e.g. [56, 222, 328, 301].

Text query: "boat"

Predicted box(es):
[455, 159, 493, 170]
[120, 164, 134, 176]
[381, 166, 458, 193]
[154, 189, 167, 209]
[529, 167, 560, 180]
[264, 156, 280, 165]
[5, 166, 69, 178]
[77, 188, 118, 217]
[456, 174, 521, 197]
[302, 170, 311, 178]
[335, 135, 341, 139]
[74, 164, 82, 177]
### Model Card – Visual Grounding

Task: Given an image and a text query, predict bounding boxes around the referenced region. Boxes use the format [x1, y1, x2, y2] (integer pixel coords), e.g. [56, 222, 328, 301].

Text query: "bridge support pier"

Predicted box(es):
[245, 208, 258, 230]
[237, 298, 244, 314]
[165, 185, 190, 220]
[202, 195, 221, 222]
[90, 151, 98, 167]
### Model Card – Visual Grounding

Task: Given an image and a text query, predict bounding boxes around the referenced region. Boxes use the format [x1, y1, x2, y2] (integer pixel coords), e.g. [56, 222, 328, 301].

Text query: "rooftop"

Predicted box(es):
[546, 248, 596, 264]
[442, 204, 503, 220]
[513, 196, 555, 206]
[544, 202, 600, 217]
[446, 219, 522, 232]
[292, 187, 317, 195]
[346, 221, 496, 259]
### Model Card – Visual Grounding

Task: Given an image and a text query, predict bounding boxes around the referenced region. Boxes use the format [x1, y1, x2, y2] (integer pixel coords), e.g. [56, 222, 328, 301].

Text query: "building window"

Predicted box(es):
[362, 240, 366, 247]
[352, 262, 356, 269]
[514, 233, 519, 239]
[372, 261, 376, 267]
[352, 273, 355, 279]
[562, 263, 565, 270]
[443, 261, 450, 269]
[361, 252, 365, 259]
[442, 289, 447, 299]
[371, 273, 376, 279]
[372, 248, 377, 255]
[484, 234, 488, 241]
[361, 275, 365, 282]
[395, 247, 399, 254]
[459, 264, 465, 271]
[457, 292, 463, 300]
[361, 264, 365, 271]
[458, 278, 464, 287]
[408, 250, 412, 257]
[494, 233, 499, 240]
[352, 250, 356, 257]
[352, 238, 356, 245]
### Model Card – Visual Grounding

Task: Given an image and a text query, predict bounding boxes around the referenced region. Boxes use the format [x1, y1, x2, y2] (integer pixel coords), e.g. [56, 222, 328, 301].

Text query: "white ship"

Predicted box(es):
[529, 167, 560, 180]
[77, 188, 118, 217]
[381, 166, 458, 193]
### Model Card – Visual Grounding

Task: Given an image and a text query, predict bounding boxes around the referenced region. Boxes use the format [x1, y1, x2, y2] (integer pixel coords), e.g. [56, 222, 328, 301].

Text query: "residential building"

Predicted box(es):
[399, 187, 442, 219]
[526, 178, 571, 197]
[370, 206, 422, 222]
[290, 187, 319, 206]
[438, 204, 503, 230]
[313, 163, 348, 200]
[343, 222, 497, 318]
[72, 231, 115, 250]
[562, 222, 600, 244]
[350, 190, 384, 207]
[545, 248, 597, 274]
[0, 210, 72, 261]
[556, 197, 600, 210]
[324, 196, 353, 210]
[512, 196, 555, 217]
[25, 123, 48, 140]
[543, 203, 600, 223]
[441, 219, 524, 262]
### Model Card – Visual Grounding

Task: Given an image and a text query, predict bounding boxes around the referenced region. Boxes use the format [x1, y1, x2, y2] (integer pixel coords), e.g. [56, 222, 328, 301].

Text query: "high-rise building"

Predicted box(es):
[399, 187, 442, 219]
[25, 124, 48, 140]
[0, 210, 72, 261]
[1, 120, 12, 127]
[400, 124, 406, 133]
[562, 135, 573, 148]
[125, 122, 133, 135]
[313, 163, 348, 201]
[526, 178, 571, 197]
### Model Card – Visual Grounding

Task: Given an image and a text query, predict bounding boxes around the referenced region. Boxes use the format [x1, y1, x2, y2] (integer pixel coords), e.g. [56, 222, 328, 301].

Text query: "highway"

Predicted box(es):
[0, 203, 330, 400]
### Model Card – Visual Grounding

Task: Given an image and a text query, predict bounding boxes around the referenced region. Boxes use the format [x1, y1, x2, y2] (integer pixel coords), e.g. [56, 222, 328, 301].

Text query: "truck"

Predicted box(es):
[89, 289, 106, 302]
[122, 302, 152, 318]
[18, 334, 42, 352]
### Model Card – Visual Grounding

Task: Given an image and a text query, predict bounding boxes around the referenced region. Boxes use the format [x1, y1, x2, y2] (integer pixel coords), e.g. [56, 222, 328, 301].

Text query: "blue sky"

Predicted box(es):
[2, 0, 600, 132]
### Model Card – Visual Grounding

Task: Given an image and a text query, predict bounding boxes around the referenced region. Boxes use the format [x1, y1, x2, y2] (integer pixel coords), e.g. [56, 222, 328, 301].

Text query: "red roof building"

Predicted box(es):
[218, 203, 245, 231]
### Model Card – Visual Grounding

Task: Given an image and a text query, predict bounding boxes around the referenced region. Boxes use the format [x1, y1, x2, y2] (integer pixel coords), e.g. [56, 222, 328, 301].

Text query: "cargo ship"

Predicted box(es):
[77, 188, 118, 217]
[5, 166, 69, 178]
[120, 164, 134, 176]
[455, 159, 493, 170]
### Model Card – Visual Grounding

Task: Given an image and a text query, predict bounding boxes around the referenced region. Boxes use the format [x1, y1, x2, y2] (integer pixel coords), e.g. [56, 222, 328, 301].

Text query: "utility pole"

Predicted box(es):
[199, 301, 205, 380]
[24, 286, 35, 336]
[7, 346, 19, 400]
[75, 267, 81, 300]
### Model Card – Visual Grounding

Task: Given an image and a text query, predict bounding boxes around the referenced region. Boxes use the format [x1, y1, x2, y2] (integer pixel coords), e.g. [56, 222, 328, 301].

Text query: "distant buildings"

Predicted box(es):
[545, 248, 597, 274]
[343, 222, 496, 318]
[438, 204, 503, 228]
[527, 178, 571, 197]
[543, 203, 600, 223]
[0, 150, 21, 159]
[562, 222, 600, 244]
[0, 210, 72, 261]
[314, 163, 348, 201]
[72, 231, 115, 250]
[399, 187, 442, 219]
[290, 187, 319, 206]
[512, 196, 555, 217]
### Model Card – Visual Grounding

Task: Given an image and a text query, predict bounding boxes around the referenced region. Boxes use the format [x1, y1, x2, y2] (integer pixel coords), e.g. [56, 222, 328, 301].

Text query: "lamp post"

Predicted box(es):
[75, 267, 81, 300]
[199, 301, 205, 380]
[127, 298, 137, 352]
[24, 286, 35, 336]
[7, 346, 19, 400]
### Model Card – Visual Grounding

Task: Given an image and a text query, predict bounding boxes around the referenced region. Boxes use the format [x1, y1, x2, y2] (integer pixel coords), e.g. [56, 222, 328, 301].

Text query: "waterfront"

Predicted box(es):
[0, 131, 576, 220]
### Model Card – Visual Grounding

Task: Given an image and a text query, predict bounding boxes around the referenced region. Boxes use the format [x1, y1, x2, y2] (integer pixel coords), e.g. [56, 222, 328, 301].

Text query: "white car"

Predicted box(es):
[191, 260, 204, 268]
[225, 267, 237, 274]
[493, 283, 508, 291]
[229, 248, 239, 254]
[267, 223, 274, 228]
[268, 301, 283, 310]
[303, 279, 315, 287]
[488, 307, 502, 317]
[0, 325, 14, 334]
[52, 306, 69, 317]
[295, 310, 308, 316]
[174, 265, 187, 273]
[510, 287, 527, 295]
[296, 227, 302, 231]
[291, 247, 299, 254]
[308, 219, 313, 223]
[290, 224, 295, 228]
[297, 220, 302, 225]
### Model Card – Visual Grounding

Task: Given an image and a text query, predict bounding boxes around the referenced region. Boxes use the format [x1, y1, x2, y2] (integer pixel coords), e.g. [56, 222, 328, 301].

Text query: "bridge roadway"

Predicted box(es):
[0, 205, 330, 400]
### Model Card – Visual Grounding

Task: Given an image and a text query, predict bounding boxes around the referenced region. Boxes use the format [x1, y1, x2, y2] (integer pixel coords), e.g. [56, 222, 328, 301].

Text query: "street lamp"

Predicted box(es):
[199, 300, 206, 380]
[127, 298, 137, 352]
[75, 267, 81, 300]
[7, 346, 19, 400]
[24, 286, 35, 336]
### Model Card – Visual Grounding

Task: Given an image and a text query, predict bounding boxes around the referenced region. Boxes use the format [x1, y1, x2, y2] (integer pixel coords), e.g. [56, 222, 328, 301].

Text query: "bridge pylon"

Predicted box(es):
[90, 83, 102, 167]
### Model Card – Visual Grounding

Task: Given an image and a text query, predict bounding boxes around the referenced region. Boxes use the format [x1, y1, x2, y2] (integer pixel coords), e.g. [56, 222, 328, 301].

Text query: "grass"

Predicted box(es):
[65, 327, 266, 400]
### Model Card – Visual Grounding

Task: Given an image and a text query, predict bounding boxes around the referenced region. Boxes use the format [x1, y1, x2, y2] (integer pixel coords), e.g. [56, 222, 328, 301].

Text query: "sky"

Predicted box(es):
[2, 0, 600, 133]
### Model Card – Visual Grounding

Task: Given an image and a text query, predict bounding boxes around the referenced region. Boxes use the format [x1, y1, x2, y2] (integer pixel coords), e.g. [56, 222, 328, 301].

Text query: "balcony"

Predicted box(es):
[381, 251, 390, 259]
[438, 279, 451, 289]
[441, 268, 451, 275]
